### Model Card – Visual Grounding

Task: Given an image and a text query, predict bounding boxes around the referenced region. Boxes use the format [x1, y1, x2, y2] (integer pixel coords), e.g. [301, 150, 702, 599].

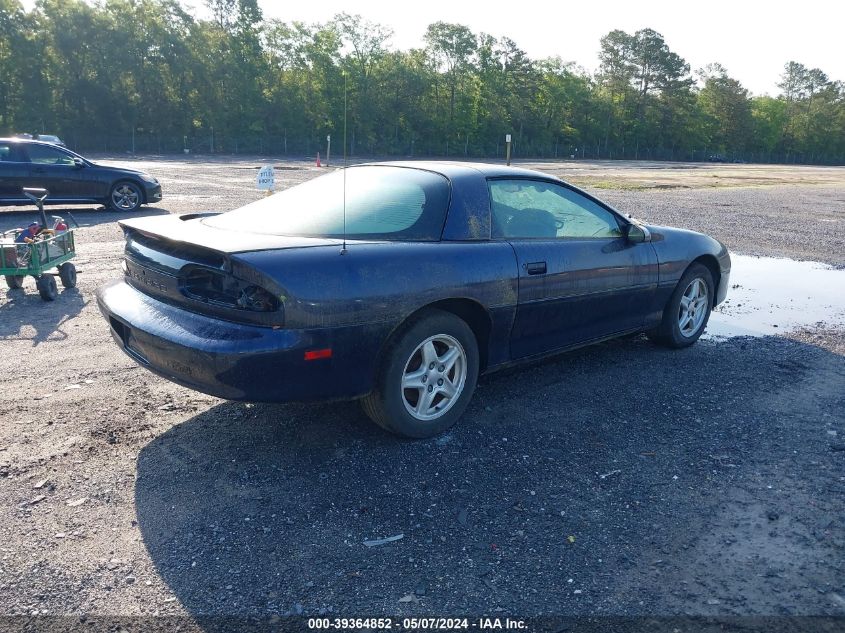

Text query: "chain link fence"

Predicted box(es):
[59, 132, 845, 166]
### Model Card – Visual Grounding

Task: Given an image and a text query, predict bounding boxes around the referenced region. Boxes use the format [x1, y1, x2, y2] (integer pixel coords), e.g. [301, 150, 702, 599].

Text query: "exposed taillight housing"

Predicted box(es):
[237, 285, 277, 311]
[182, 268, 279, 311]
[180, 266, 283, 325]
[121, 228, 285, 327]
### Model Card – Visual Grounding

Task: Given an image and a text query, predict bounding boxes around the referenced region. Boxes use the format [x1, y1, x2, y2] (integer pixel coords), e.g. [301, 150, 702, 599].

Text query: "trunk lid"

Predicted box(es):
[118, 214, 343, 326]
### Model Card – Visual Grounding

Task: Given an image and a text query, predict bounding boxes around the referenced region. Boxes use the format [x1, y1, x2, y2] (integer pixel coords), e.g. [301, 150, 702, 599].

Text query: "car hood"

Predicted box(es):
[88, 162, 149, 178]
[646, 224, 725, 248]
[645, 224, 704, 241]
[120, 213, 351, 254]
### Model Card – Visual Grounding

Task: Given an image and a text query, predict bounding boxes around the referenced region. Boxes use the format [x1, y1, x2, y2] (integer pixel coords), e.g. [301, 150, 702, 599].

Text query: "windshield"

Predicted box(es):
[205, 166, 451, 241]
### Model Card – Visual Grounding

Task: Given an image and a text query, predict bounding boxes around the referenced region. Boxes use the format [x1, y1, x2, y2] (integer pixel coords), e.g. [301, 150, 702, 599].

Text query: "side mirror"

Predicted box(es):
[626, 223, 650, 243]
[72, 157, 85, 169]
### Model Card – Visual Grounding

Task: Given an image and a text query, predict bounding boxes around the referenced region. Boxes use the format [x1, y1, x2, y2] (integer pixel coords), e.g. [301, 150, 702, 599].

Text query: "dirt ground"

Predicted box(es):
[0, 157, 843, 628]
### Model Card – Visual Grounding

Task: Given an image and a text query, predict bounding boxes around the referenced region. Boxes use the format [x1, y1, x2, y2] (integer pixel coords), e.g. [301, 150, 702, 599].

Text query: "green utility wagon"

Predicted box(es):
[0, 188, 78, 301]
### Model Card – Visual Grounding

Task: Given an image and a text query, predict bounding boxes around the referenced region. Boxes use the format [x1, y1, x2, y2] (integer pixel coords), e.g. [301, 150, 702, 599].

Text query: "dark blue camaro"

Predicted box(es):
[97, 162, 730, 438]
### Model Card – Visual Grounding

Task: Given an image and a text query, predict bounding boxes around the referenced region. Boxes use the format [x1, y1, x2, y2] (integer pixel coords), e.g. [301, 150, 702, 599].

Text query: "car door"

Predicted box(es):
[489, 178, 658, 359]
[20, 143, 84, 200]
[0, 142, 28, 201]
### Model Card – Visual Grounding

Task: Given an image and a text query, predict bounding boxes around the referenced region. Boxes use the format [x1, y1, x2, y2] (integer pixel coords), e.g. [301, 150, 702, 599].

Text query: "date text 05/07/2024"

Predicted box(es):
[307, 617, 527, 630]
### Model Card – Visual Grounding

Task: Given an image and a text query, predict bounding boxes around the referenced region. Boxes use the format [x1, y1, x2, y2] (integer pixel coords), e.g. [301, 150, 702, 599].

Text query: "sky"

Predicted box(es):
[24, 0, 845, 95]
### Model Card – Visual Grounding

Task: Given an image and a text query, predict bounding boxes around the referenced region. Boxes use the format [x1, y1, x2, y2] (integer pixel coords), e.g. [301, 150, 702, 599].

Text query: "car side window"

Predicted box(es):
[25, 144, 75, 166]
[0, 143, 20, 162]
[489, 179, 623, 239]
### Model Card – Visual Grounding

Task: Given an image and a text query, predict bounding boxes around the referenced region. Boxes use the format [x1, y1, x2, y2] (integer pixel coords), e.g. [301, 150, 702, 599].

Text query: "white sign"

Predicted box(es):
[256, 165, 275, 191]
[505, 134, 512, 143]
[327, 134, 331, 142]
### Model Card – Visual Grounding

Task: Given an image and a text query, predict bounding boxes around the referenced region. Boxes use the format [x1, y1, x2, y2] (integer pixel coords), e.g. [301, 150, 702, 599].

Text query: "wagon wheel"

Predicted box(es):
[4, 275, 24, 290]
[58, 262, 77, 288]
[36, 274, 57, 301]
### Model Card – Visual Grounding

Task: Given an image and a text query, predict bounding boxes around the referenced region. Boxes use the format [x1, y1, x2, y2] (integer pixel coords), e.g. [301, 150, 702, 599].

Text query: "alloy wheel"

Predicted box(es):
[678, 277, 709, 337]
[401, 334, 468, 421]
[112, 184, 140, 210]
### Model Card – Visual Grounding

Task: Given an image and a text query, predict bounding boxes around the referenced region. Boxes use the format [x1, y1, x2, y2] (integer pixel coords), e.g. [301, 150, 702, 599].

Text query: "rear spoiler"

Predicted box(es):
[119, 214, 344, 254]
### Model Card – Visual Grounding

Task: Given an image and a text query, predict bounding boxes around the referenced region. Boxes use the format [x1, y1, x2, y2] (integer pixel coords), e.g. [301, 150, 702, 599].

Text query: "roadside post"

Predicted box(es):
[326, 134, 331, 167]
[257, 165, 275, 196]
[506, 134, 512, 166]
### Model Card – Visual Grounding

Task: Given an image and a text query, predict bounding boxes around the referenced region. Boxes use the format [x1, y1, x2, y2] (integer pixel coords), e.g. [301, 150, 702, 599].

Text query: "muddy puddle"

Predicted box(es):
[706, 254, 845, 338]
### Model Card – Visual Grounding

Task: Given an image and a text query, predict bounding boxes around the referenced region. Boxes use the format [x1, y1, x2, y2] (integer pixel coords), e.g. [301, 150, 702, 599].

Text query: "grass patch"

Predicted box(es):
[569, 176, 832, 191]
[568, 178, 657, 191]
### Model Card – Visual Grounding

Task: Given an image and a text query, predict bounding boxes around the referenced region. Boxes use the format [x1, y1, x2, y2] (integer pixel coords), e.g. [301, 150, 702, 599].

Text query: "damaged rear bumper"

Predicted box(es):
[96, 280, 382, 402]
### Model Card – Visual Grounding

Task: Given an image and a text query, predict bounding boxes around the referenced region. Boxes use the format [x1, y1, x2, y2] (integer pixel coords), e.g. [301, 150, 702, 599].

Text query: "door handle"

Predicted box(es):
[32, 168, 46, 174]
[526, 261, 547, 275]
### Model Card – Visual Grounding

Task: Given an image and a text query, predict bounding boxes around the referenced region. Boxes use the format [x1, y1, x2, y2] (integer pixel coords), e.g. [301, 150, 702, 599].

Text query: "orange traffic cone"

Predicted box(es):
[316, 152, 322, 167]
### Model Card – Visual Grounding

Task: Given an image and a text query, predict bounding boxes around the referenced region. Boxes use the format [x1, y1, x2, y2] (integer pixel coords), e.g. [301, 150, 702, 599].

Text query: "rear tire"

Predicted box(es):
[36, 274, 57, 301]
[647, 262, 714, 348]
[58, 262, 77, 288]
[5, 275, 24, 289]
[362, 309, 479, 439]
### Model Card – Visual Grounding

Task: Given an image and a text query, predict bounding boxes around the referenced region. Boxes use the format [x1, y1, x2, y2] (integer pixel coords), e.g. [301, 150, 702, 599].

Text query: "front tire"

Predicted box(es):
[362, 309, 479, 438]
[647, 262, 714, 348]
[5, 275, 24, 289]
[109, 181, 143, 212]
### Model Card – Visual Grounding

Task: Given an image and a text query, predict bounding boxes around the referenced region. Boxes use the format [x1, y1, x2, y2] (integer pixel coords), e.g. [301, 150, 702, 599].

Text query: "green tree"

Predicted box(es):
[698, 63, 753, 152]
[424, 21, 477, 150]
[3, 3, 842, 164]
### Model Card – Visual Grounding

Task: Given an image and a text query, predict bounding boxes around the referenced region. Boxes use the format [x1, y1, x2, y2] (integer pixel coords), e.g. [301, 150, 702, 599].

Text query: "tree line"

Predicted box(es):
[1, 0, 843, 163]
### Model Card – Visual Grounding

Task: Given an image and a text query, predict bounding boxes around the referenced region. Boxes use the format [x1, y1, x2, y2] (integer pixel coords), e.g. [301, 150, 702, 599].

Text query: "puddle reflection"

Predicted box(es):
[707, 254, 845, 338]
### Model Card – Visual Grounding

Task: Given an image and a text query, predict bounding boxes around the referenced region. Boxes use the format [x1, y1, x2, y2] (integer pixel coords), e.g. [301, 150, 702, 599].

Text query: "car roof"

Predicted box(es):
[349, 160, 630, 240]
[359, 160, 559, 181]
[350, 161, 577, 242]
[0, 137, 59, 147]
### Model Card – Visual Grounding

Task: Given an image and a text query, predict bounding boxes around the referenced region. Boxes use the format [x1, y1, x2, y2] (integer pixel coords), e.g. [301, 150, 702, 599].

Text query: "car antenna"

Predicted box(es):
[340, 71, 348, 256]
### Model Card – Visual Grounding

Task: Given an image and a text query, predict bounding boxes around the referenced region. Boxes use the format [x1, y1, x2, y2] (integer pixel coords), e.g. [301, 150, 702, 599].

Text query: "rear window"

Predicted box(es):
[205, 166, 451, 241]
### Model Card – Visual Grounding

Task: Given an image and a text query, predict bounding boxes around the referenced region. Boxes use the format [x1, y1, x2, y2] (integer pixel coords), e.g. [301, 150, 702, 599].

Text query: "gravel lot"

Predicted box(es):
[0, 158, 843, 626]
